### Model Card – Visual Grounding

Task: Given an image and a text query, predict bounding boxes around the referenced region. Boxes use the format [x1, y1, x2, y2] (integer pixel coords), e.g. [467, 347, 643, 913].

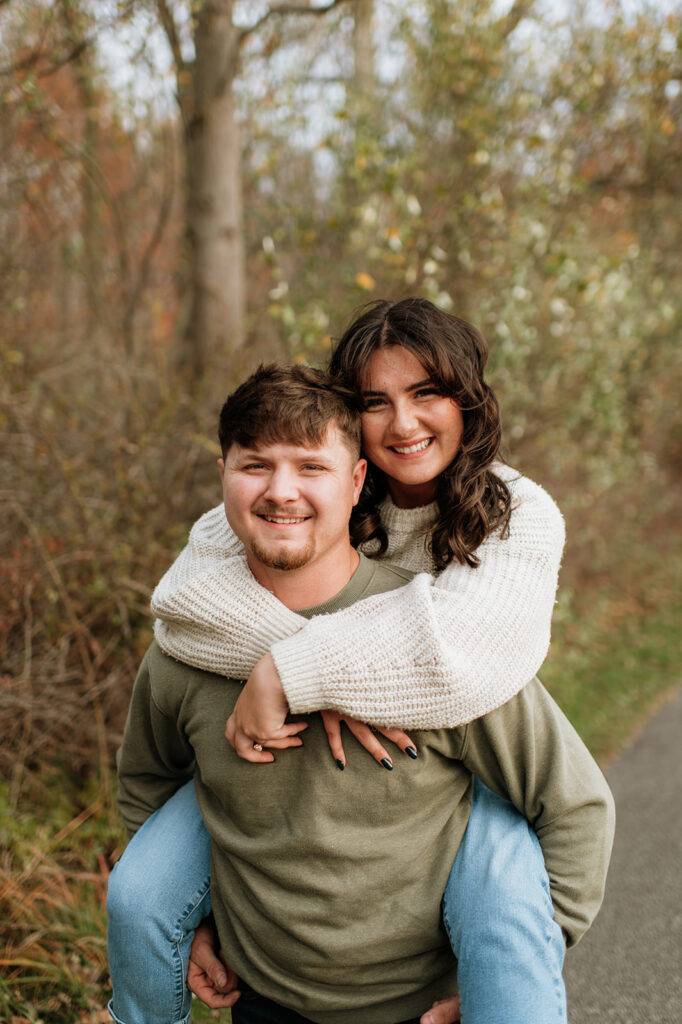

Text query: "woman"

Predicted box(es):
[107, 299, 567, 1024]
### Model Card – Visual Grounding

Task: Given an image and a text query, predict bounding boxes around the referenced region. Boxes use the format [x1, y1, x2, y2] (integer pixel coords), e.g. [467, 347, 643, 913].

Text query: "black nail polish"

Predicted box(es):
[381, 757, 393, 770]
[336, 759, 345, 771]
[405, 746, 418, 759]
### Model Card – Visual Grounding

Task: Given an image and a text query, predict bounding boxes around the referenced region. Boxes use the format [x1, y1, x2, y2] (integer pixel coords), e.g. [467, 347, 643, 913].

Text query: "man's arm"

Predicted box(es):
[460, 678, 616, 947]
[116, 644, 195, 837]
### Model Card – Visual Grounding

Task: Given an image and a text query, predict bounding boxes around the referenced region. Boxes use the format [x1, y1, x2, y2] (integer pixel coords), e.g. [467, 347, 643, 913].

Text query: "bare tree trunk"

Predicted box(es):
[155, 0, 349, 381]
[344, 0, 375, 220]
[353, 0, 374, 97]
[59, 0, 100, 336]
[181, 0, 245, 380]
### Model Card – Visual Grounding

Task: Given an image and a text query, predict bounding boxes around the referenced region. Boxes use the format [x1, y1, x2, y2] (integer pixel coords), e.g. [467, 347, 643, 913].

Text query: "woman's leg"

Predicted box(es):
[107, 779, 212, 1024]
[442, 778, 567, 1024]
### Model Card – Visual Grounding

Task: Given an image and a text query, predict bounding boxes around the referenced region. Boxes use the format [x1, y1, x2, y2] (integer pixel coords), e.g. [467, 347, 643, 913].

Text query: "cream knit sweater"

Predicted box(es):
[151, 464, 565, 728]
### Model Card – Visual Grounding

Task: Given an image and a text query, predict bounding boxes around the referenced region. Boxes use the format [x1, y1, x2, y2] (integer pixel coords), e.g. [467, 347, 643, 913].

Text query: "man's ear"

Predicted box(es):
[351, 458, 367, 506]
[217, 457, 225, 485]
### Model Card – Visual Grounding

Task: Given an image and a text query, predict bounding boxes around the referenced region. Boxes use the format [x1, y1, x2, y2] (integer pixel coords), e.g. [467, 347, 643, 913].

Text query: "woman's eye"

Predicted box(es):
[415, 387, 439, 399]
[363, 397, 386, 410]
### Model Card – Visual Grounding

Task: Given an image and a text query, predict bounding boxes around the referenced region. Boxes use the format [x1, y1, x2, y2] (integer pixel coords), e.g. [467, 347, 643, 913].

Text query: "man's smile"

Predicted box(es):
[254, 510, 312, 525]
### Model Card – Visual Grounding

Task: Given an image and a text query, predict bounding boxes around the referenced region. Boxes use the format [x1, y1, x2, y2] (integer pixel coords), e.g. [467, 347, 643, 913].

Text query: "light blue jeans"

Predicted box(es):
[107, 778, 566, 1024]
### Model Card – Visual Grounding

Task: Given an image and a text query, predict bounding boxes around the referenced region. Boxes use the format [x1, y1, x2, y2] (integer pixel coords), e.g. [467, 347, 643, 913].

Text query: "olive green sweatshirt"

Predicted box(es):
[117, 554, 614, 1024]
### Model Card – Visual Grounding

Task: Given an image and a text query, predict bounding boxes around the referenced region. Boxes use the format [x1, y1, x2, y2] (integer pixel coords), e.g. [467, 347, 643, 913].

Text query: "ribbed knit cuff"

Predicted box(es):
[271, 629, 328, 713]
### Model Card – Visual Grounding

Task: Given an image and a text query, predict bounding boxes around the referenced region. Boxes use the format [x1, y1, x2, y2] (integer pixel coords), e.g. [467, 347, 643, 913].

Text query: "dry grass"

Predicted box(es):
[0, 774, 123, 1023]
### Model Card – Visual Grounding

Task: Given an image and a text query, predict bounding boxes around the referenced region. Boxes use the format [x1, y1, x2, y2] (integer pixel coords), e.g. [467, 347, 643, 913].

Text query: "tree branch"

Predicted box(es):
[239, 0, 351, 44]
[498, 0, 535, 38]
[123, 126, 177, 345]
[0, 38, 90, 78]
[155, 0, 186, 75]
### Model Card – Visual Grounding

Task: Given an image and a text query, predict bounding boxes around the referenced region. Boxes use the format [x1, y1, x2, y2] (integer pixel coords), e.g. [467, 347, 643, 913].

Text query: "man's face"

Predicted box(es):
[219, 426, 366, 576]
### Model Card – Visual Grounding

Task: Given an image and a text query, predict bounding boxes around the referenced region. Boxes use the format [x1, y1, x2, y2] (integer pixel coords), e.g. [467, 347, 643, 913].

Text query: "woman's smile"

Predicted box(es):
[388, 438, 434, 456]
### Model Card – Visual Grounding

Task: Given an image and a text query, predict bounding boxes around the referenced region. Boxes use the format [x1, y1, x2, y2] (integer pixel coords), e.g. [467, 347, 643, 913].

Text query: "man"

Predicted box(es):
[114, 364, 614, 1024]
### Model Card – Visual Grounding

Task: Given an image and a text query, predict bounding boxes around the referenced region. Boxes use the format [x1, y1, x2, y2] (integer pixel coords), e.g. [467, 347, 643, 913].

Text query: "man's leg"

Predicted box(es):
[442, 778, 567, 1024]
[107, 779, 212, 1024]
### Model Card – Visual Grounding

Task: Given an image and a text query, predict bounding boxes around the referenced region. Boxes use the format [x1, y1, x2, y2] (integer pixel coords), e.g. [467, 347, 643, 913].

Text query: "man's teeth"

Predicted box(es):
[392, 439, 432, 454]
[262, 515, 307, 523]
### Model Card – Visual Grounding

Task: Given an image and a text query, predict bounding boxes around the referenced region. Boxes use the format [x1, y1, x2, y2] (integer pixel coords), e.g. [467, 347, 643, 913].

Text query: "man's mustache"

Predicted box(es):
[252, 507, 313, 519]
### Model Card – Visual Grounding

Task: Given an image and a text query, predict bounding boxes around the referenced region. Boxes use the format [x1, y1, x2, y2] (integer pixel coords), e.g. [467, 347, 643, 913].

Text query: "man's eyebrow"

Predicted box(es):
[362, 378, 433, 396]
[234, 446, 333, 461]
[298, 451, 335, 463]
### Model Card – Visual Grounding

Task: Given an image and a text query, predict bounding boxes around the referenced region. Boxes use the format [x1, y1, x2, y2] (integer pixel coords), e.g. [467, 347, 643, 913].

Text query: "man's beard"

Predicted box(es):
[249, 537, 314, 572]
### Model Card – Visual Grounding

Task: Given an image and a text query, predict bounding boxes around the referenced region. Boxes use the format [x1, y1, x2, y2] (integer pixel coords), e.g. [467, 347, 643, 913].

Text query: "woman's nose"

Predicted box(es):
[390, 399, 419, 436]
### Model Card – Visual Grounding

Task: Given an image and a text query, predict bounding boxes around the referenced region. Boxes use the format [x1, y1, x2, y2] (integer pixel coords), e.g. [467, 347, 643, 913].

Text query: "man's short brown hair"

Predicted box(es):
[218, 364, 362, 460]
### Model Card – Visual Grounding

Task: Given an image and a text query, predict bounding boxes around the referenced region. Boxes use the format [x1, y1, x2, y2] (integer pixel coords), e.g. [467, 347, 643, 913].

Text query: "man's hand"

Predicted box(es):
[321, 710, 418, 770]
[420, 996, 461, 1024]
[225, 652, 308, 762]
[187, 919, 241, 1010]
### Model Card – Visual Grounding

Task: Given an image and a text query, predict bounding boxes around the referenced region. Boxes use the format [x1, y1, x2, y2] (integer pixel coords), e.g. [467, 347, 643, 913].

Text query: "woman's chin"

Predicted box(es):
[387, 477, 438, 509]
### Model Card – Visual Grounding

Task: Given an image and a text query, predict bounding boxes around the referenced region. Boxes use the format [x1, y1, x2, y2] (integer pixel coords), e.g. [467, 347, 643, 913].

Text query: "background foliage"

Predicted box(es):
[1, 0, 680, 1019]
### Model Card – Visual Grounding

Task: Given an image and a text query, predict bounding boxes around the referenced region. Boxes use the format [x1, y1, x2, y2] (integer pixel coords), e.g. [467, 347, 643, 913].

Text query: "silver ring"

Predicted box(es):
[253, 741, 263, 752]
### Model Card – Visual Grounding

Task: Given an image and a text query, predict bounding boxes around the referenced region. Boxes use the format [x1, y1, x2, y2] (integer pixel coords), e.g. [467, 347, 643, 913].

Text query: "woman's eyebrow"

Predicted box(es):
[362, 378, 433, 396]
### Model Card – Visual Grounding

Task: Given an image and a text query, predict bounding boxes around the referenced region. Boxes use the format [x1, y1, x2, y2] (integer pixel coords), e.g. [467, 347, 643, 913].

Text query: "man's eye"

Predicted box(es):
[302, 464, 324, 472]
[243, 463, 265, 471]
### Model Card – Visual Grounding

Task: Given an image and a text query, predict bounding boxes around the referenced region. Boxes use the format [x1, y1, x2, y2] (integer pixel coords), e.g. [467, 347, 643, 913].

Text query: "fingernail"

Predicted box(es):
[336, 759, 345, 771]
[381, 757, 393, 770]
[216, 972, 227, 988]
[405, 746, 418, 759]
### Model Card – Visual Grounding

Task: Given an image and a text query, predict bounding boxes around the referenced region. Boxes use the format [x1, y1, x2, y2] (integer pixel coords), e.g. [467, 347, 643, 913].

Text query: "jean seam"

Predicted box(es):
[441, 894, 455, 953]
[169, 875, 212, 1022]
[544, 916, 567, 1022]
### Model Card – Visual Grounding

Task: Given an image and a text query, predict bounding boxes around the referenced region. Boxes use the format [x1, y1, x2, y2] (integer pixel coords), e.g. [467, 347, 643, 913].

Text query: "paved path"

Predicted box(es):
[564, 687, 682, 1024]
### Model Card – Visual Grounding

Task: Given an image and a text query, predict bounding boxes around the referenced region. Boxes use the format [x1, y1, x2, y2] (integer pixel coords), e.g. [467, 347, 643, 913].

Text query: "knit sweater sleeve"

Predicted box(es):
[151, 505, 307, 678]
[151, 472, 565, 727]
[271, 471, 565, 728]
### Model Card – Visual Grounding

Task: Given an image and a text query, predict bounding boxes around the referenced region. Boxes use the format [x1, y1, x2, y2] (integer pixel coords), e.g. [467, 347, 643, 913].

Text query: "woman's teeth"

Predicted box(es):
[391, 439, 432, 455]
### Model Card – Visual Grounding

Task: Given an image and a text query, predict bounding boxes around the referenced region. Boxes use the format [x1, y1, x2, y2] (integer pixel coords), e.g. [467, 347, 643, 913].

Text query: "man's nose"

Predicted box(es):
[263, 466, 299, 504]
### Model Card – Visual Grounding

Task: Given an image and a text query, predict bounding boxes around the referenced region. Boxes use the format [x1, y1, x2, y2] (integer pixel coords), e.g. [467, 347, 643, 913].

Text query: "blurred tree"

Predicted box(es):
[353, 0, 374, 96]
[58, 0, 100, 332]
[153, 0, 353, 381]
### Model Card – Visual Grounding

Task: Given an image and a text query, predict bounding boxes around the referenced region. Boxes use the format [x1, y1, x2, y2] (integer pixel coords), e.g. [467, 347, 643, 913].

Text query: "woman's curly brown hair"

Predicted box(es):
[329, 298, 511, 570]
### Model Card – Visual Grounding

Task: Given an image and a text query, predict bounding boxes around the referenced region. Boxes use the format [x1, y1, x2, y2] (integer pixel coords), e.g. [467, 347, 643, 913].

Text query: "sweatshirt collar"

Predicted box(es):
[296, 552, 378, 619]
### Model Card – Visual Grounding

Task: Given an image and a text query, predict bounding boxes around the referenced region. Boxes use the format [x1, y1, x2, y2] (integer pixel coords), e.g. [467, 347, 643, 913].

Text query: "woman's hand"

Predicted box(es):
[420, 996, 461, 1024]
[225, 654, 417, 769]
[187, 919, 241, 1010]
[225, 652, 309, 762]
[321, 710, 418, 770]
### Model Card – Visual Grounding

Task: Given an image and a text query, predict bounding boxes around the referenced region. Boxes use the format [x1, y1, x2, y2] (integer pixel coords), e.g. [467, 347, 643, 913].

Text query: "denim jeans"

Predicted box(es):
[442, 780, 566, 1024]
[107, 778, 566, 1024]
[107, 780, 212, 1024]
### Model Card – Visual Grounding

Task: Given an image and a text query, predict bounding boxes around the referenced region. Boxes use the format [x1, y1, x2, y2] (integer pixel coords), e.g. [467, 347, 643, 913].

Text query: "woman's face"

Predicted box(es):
[360, 346, 464, 508]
